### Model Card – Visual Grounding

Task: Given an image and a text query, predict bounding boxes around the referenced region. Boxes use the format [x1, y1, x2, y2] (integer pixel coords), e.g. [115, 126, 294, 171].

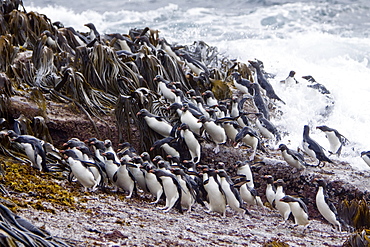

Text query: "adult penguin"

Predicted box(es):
[143, 162, 164, 204]
[235, 126, 263, 161]
[233, 175, 264, 208]
[281, 71, 299, 86]
[137, 109, 173, 137]
[302, 125, 333, 167]
[249, 60, 285, 104]
[178, 123, 201, 164]
[235, 160, 254, 188]
[302, 75, 331, 95]
[278, 144, 308, 171]
[202, 168, 227, 217]
[113, 159, 136, 199]
[6, 130, 49, 172]
[249, 83, 270, 120]
[316, 125, 349, 157]
[153, 75, 176, 103]
[101, 152, 120, 188]
[280, 196, 309, 233]
[255, 112, 281, 142]
[180, 103, 203, 135]
[172, 168, 196, 212]
[274, 179, 291, 221]
[314, 178, 342, 231]
[263, 175, 276, 209]
[150, 169, 183, 213]
[231, 72, 253, 95]
[84, 23, 100, 44]
[150, 137, 180, 159]
[218, 170, 250, 216]
[62, 149, 98, 192]
[198, 115, 226, 153]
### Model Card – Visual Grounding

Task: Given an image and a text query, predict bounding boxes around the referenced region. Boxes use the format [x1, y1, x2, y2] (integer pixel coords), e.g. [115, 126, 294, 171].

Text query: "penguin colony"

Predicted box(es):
[0, 1, 367, 239]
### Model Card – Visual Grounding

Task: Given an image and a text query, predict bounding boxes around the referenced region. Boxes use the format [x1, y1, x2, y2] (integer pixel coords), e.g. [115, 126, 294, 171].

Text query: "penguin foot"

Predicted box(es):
[157, 206, 168, 210]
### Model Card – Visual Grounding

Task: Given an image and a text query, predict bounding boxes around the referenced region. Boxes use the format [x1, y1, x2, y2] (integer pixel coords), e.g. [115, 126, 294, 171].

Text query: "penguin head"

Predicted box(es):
[102, 152, 116, 161]
[278, 144, 288, 152]
[263, 175, 274, 184]
[279, 195, 297, 203]
[313, 177, 327, 188]
[152, 155, 163, 165]
[178, 123, 190, 131]
[288, 71, 296, 77]
[140, 152, 151, 161]
[274, 179, 286, 187]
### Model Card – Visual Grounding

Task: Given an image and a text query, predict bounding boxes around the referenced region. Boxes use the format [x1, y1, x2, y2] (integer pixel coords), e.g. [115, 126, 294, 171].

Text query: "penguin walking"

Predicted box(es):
[150, 169, 183, 213]
[113, 159, 136, 199]
[128, 156, 149, 194]
[274, 179, 291, 221]
[101, 152, 120, 187]
[178, 123, 201, 164]
[255, 112, 281, 142]
[144, 163, 164, 204]
[137, 109, 173, 137]
[263, 175, 276, 209]
[302, 125, 333, 167]
[314, 178, 342, 231]
[218, 170, 250, 216]
[235, 160, 254, 188]
[316, 125, 349, 157]
[280, 195, 309, 233]
[6, 130, 49, 172]
[172, 168, 196, 212]
[234, 176, 264, 209]
[250, 83, 270, 120]
[278, 144, 308, 171]
[203, 169, 227, 217]
[249, 60, 285, 104]
[198, 115, 226, 153]
[62, 149, 98, 192]
[235, 126, 262, 161]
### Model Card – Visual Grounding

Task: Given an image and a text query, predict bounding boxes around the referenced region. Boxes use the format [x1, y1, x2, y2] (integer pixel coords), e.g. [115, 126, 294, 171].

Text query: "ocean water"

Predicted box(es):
[25, 0, 370, 170]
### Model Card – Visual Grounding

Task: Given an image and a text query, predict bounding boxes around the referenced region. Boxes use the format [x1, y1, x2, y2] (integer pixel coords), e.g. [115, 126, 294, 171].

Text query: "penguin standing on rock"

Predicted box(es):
[235, 126, 263, 161]
[198, 115, 226, 154]
[263, 175, 276, 209]
[231, 72, 253, 95]
[316, 125, 348, 157]
[178, 123, 201, 164]
[249, 60, 285, 104]
[250, 83, 270, 120]
[278, 144, 308, 171]
[254, 112, 281, 142]
[302, 125, 333, 167]
[274, 179, 291, 221]
[314, 178, 342, 231]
